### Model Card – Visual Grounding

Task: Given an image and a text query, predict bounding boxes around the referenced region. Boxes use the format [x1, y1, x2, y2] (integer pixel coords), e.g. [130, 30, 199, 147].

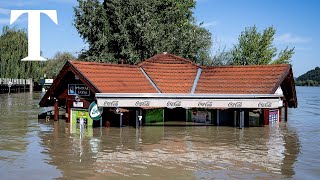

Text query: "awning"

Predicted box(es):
[96, 93, 283, 109]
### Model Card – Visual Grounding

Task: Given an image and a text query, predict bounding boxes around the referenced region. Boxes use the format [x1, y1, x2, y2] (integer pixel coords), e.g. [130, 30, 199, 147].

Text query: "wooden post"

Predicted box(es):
[263, 109, 269, 125]
[140, 109, 143, 126]
[234, 110, 237, 127]
[136, 109, 139, 128]
[67, 105, 71, 123]
[284, 101, 288, 122]
[120, 113, 123, 127]
[239, 110, 244, 129]
[216, 110, 220, 126]
[279, 107, 282, 122]
[54, 99, 59, 121]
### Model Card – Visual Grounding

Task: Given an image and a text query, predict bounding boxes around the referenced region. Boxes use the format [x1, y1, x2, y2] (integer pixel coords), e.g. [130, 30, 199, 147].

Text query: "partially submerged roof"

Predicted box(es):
[40, 53, 297, 108]
[196, 64, 290, 94]
[71, 61, 157, 93]
[139, 53, 199, 93]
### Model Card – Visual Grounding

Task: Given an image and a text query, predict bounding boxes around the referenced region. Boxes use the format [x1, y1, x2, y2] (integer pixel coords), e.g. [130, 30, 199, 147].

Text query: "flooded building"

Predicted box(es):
[39, 53, 297, 128]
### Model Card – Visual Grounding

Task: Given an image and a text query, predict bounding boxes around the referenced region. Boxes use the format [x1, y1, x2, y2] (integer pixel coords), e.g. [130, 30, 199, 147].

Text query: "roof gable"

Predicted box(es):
[139, 53, 199, 93]
[139, 53, 198, 66]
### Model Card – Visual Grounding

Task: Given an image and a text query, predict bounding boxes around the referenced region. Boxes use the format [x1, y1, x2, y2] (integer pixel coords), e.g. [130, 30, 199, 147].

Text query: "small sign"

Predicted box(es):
[73, 102, 83, 108]
[8, 82, 12, 88]
[88, 102, 103, 121]
[68, 84, 90, 96]
[269, 109, 279, 123]
[44, 79, 53, 84]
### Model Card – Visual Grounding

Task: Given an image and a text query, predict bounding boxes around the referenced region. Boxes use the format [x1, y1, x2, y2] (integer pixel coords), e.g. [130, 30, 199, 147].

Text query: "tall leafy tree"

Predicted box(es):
[74, 0, 212, 64]
[43, 52, 76, 79]
[0, 26, 44, 80]
[231, 26, 294, 65]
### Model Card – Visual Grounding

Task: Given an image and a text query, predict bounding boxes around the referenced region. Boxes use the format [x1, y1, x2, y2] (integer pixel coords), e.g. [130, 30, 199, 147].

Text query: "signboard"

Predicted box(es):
[44, 79, 53, 84]
[269, 109, 279, 123]
[97, 98, 283, 109]
[73, 102, 83, 108]
[70, 108, 93, 136]
[68, 84, 90, 96]
[70, 108, 93, 132]
[88, 102, 103, 121]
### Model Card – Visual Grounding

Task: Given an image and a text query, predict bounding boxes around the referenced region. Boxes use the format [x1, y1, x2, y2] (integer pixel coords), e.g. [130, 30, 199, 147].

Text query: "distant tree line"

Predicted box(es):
[0, 26, 44, 80]
[296, 67, 320, 86]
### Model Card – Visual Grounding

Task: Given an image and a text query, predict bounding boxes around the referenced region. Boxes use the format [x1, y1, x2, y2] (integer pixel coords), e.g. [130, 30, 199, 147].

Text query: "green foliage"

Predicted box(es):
[230, 26, 295, 65]
[43, 52, 76, 79]
[74, 0, 212, 65]
[295, 80, 319, 86]
[210, 47, 233, 66]
[296, 67, 320, 86]
[0, 26, 44, 80]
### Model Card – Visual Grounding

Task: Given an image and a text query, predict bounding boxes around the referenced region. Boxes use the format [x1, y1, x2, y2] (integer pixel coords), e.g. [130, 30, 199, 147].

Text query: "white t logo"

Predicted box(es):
[10, 10, 58, 61]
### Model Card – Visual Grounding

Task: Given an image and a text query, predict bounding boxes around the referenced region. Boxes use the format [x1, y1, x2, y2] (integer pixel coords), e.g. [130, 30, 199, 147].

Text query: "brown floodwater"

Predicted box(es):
[0, 86, 319, 179]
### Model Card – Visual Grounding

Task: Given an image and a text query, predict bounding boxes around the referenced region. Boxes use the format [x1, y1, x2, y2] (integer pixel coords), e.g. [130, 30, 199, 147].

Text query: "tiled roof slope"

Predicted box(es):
[196, 64, 290, 94]
[139, 53, 198, 93]
[70, 61, 158, 93]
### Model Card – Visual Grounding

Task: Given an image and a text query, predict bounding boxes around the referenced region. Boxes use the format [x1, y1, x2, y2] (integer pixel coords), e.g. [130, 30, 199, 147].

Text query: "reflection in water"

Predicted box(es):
[37, 122, 300, 179]
[2, 88, 320, 179]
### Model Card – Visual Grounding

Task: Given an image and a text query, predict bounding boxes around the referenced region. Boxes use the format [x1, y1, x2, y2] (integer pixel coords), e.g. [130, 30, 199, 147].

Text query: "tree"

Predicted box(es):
[209, 47, 233, 66]
[301, 66, 320, 82]
[0, 26, 44, 80]
[43, 52, 75, 79]
[230, 26, 294, 65]
[74, 0, 212, 64]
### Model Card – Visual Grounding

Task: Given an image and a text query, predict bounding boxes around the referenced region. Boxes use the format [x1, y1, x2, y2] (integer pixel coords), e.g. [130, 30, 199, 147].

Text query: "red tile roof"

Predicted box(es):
[70, 61, 158, 93]
[196, 64, 290, 94]
[40, 53, 297, 107]
[139, 53, 199, 93]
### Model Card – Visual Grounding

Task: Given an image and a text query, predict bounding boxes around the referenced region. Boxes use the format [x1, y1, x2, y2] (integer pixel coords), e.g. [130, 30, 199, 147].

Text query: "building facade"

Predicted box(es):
[39, 53, 297, 128]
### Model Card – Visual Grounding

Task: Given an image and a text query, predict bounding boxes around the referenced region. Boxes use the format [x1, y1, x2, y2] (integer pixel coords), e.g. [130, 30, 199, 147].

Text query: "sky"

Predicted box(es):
[0, 0, 319, 76]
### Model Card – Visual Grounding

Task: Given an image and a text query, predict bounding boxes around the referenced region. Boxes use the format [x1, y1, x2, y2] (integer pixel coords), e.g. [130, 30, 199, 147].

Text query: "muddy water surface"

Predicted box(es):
[0, 87, 319, 179]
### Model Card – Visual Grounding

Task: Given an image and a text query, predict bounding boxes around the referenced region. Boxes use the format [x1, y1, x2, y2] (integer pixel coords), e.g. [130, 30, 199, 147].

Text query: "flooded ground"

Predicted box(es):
[0, 86, 319, 179]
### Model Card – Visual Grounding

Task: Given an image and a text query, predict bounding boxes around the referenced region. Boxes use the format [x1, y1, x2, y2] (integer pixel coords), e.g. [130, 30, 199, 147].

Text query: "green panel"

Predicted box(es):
[70, 109, 94, 136]
[145, 109, 163, 125]
[187, 110, 192, 122]
[71, 109, 93, 126]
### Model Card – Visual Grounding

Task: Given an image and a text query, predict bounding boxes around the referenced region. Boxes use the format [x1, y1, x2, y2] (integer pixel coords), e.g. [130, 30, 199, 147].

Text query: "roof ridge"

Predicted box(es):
[138, 53, 199, 67]
[202, 64, 290, 69]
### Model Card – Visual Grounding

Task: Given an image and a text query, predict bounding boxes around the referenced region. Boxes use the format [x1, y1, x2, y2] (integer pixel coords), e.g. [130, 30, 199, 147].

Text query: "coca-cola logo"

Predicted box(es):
[167, 101, 181, 107]
[103, 101, 119, 107]
[228, 102, 242, 108]
[198, 101, 213, 107]
[258, 102, 272, 108]
[135, 101, 150, 106]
